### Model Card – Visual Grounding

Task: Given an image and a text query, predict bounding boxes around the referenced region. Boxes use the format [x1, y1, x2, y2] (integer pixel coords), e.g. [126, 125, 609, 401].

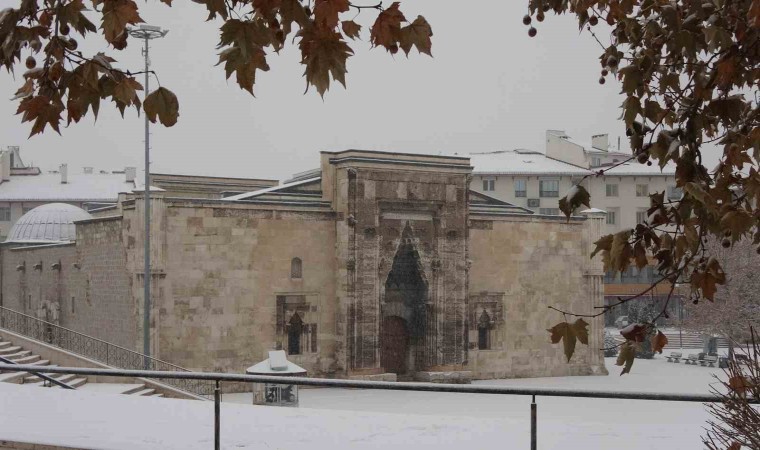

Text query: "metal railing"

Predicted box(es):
[0, 306, 214, 398]
[1, 363, 754, 450]
[0, 355, 74, 389]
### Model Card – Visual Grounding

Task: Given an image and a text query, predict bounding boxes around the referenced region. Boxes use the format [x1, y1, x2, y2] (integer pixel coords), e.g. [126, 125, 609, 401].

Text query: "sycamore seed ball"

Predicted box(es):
[528, 27, 537, 37]
[607, 55, 619, 68]
[59, 23, 70, 36]
[598, 76, 605, 85]
[523, 15, 532, 25]
[589, 16, 598, 26]
[25, 56, 36, 69]
[537, 12, 545, 22]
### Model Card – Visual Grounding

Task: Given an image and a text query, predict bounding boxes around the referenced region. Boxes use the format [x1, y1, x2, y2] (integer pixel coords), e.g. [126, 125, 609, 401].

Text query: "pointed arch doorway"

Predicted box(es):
[381, 224, 428, 376]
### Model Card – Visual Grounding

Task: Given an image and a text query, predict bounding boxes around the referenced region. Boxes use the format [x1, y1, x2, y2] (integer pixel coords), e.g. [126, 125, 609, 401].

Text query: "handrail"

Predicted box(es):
[0, 306, 214, 398]
[1, 363, 753, 450]
[0, 363, 745, 403]
[0, 306, 188, 372]
[0, 356, 75, 390]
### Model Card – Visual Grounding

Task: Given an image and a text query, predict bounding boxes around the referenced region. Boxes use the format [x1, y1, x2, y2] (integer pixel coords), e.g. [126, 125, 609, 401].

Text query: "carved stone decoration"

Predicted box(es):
[346, 259, 356, 271]
[363, 227, 376, 238]
[347, 215, 357, 227]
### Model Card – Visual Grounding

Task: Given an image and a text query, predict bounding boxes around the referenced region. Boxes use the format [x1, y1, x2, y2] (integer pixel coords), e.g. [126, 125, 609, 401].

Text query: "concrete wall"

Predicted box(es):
[467, 215, 607, 379]
[158, 202, 338, 376]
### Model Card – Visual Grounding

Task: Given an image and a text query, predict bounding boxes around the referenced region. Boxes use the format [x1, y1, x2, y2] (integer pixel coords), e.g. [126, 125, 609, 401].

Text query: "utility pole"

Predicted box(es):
[127, 24, 168, 369]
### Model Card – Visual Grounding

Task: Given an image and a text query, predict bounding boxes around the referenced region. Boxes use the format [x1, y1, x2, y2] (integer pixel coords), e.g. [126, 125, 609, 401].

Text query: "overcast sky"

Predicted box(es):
[1, 1, 641, 180]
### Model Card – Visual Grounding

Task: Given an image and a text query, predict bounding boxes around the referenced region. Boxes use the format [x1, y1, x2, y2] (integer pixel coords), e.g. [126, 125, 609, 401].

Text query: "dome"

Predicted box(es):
[5, 203, 92, 244]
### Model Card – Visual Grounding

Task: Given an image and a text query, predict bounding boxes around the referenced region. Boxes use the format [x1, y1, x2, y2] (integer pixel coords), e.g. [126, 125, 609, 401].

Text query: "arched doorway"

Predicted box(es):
[382, 224, 428, 374]
[381, 316, 409, 374]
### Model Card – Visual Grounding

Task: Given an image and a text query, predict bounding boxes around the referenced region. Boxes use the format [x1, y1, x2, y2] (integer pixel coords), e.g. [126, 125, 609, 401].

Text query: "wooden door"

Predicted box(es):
[381, 316, 408, 374]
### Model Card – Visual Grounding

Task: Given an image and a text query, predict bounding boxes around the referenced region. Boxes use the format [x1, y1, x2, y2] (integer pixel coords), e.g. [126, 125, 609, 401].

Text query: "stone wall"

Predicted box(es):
[0, 217, 136, 349]
[467, 215, 607, 378]
[158, 201, 338, 376]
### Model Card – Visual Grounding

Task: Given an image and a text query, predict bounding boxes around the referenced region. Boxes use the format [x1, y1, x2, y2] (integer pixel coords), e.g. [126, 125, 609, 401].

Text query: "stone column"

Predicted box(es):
[581, 209, 609, 375]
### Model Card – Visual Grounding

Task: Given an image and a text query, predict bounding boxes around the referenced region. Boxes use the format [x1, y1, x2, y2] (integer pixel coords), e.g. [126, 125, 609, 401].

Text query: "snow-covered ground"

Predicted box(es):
[0, 357, 725, 449]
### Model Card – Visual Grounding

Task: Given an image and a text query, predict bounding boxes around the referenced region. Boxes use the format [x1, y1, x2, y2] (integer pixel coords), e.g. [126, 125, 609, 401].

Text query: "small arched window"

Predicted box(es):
[478, 310, 491, 350]
[291, 258, 302, 279]
[288, 312, 303, 355]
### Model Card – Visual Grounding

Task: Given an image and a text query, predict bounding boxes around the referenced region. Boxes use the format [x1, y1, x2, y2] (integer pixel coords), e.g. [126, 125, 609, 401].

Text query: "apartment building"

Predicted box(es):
[469, 130, 679, 236]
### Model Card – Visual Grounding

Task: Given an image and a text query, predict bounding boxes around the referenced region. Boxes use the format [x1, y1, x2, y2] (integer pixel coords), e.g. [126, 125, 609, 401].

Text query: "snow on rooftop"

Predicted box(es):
[224, 177, 321, 201]
[246, 351, 307, 375]
[5, 203, 92, 244]
[469, 150, 591, 176]
[0, 171, 136, 201]
[601, 161, 676, 176]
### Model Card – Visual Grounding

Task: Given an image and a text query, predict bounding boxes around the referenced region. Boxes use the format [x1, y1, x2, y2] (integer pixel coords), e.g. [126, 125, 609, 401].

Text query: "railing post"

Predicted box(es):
[214, 380, 221, 450]
[531, 395, 537, 450]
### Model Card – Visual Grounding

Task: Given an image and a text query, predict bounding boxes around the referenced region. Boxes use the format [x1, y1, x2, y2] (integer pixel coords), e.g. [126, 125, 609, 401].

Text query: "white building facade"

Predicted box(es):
[469, 130, 679, 235]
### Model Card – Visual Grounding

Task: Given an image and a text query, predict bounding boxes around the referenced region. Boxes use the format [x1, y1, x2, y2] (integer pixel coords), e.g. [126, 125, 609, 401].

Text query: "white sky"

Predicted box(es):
[1, 1, 644, 180]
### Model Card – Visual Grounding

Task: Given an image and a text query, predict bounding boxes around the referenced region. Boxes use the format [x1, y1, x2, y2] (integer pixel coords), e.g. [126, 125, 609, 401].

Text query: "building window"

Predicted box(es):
[482, 179, 495, 191]
[539, 208, 560, 216]
[478, 310, 491, 350]
[290, 258, 302, 279]
[636, 209, 648, 224]
[287, 313, 303, 355]
[591, 157, 601, 167]
[667, 185, 683, 200]
[527, 198, 540, 208]
[514, 179, 527, 197]
[635, 184, 649, 197]
[606, 184, 619, 197]
[310, 324, 318, 353]
[606, 210, 617, 225]
[0, 207, 10, 222]
[539, 179, 559, 197]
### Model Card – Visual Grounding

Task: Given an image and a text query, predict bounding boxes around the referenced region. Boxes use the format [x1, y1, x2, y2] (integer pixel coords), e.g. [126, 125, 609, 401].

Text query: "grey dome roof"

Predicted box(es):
[5, 203, 92, 244]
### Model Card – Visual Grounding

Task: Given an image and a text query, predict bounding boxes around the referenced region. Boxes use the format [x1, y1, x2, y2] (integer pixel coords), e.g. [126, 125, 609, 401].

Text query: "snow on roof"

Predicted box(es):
[224, 177, 321, 201]
[470, 150, 591, 176]
[0, 171, 136, 202]
[5, 203, 92, 244]
[246, 351, 307, 375]
[600, 162, 676, 176]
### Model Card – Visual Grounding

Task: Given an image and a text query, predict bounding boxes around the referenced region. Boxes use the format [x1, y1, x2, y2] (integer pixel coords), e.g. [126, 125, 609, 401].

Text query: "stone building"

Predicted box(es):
[0, 150, 607, 383]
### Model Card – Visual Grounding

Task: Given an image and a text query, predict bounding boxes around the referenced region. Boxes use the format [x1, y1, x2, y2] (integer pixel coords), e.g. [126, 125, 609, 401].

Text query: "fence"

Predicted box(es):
[1, 363, 751, 450]
[0, 305, 215, 398]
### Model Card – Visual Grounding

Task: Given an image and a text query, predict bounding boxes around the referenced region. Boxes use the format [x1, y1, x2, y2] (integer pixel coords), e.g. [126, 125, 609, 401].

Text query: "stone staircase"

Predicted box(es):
[0, 339, 162, 397]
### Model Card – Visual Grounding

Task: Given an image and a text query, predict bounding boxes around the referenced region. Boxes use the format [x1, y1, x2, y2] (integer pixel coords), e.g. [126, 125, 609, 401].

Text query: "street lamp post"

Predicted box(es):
[127, 24, 168, 369]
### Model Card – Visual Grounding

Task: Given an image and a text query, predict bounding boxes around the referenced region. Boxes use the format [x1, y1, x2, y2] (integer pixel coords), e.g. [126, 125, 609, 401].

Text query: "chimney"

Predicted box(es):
[83, 166, 93, 174]
[125, 166, 137, 183]
[60, 163, 68, 184]
[591, 134, 609, 152]
[0, 150, 10, 182]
